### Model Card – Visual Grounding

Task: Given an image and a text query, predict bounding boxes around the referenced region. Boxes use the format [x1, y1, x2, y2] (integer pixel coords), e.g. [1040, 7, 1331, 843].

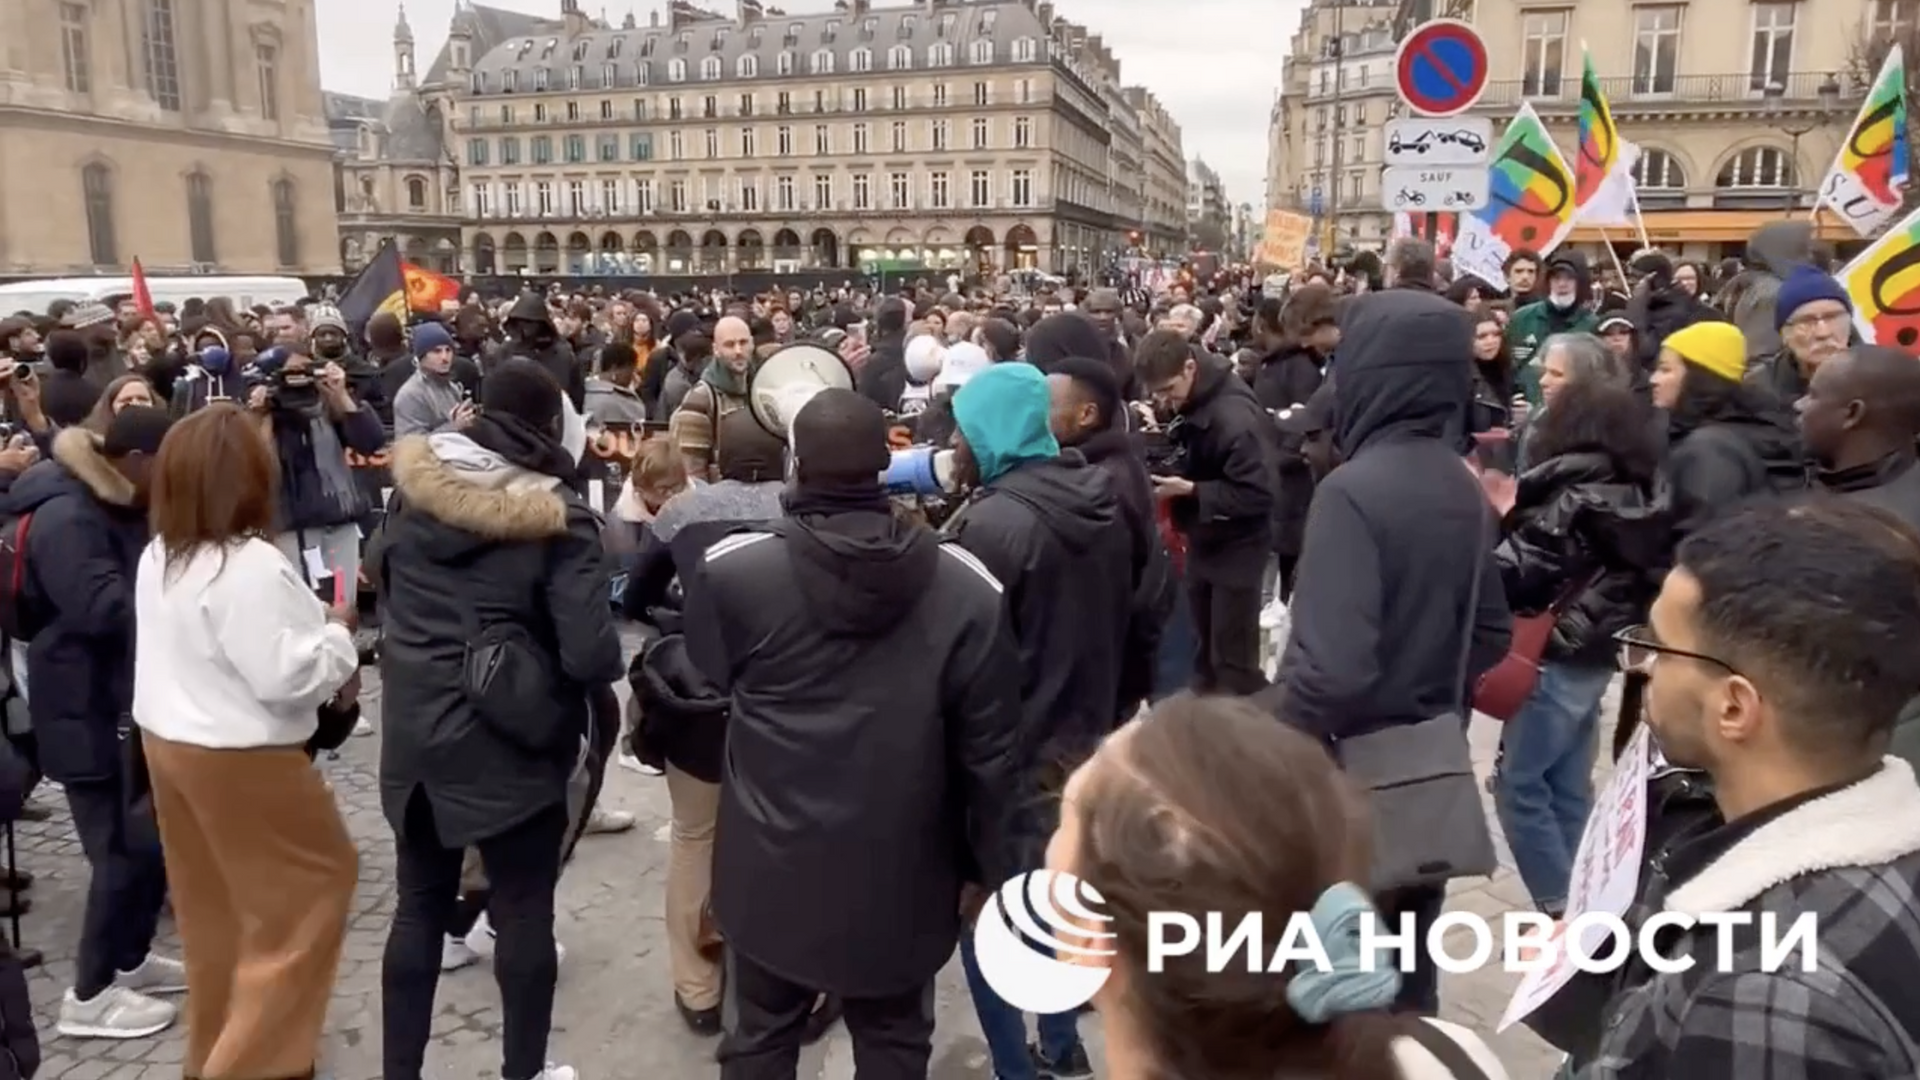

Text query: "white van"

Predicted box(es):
[0, 275, 311, 318]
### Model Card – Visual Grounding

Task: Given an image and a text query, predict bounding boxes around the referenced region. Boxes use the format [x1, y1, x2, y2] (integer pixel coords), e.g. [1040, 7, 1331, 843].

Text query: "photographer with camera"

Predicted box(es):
[245, 345, 385, 622]
[1135, 328, 1276, 696]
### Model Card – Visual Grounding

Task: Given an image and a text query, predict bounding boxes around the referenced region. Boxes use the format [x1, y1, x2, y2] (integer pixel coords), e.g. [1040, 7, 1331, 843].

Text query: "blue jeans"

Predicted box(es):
[959, 933, 1082, 1080]
[1494, 660, 1613, 910]
[1152, 572, 1196, 703]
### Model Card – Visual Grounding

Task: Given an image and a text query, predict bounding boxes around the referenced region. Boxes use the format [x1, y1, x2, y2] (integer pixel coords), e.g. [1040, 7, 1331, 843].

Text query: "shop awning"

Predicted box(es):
[1564, 208, 1860, 245]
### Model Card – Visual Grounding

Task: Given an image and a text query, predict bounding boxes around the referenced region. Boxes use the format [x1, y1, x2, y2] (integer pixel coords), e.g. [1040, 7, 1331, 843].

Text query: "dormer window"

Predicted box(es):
[608, 37, 624, 58]
[668, 57, 687, 81]
[860, 16, 877, 39]
[810, 48, 834, 74]
[929, 41, 952, 66]
[850, 48, 872, 72]
[737, 53, 758, 77]
[777, 50, 794, 75]
[534, 68, 549, 89]
[639, 36, 655, 57]
[503, 69, 517, 91]
[1013, 36, 1037, 62]
[635, 61, 650, 85]
[822, 20, 839, 43]
[981, 10, 998, 31]
[470, 71, 486, 93]
[541, 38, 557, 59]
[937, 12, 956, 37]
[887, 44, 911, 70]
[700, 55, 721, 79]
[675, 32, 690, 53]
[572, 40, 589, 61]
[749, 25, 763, 46]
[784, 21, 802, 47]
[899, 14, 916, 38]
[711, 28, 728, 50]
[516, 39, 534, 60]
[602, 62, 617, 86]
[569, 65, 583, 89]
[969, 38, 992, 64]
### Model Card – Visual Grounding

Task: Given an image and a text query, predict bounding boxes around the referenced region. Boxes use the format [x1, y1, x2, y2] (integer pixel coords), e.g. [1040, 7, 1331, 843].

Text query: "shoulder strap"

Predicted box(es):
[1453, 470, 1492, 704]
[1404, 1020, 1497, 1080]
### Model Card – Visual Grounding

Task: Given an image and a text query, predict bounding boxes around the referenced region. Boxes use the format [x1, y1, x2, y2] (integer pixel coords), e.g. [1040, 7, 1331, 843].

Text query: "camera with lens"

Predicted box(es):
[1142, 419, 1189, 478]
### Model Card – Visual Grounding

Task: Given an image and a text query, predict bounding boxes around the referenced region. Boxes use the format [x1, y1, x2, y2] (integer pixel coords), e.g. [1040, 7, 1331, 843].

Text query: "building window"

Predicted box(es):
[970, 169, 990, 208]
[502, 70, 516, 92]
[599, 134, 620, 161]
[565, 134, 586, 163]
[632, 133, 653, 160]
[501, 138, 521, 165]
[970, 39, 993, 64]
[705, 128, 719, 157]
[1717, 145, 1794, 187]
[889, 86, 905, 109]
[854, 87, 869, 111]
[635, 179, 654, 213]
[815, 124, 830, 154]
[853, 173, 871, 210]
[669, 97, 683, 119]
[1015, 78, 1033, 104]
[670, 179, 688, 213]
[777, 51, 794, 76]
[811, 49, 834, 74]
[567, 180, 586, 215]
[1014, 117, 1032, 148]
[59, 3, 90, 94]
[1010, 168, 1033, 207]
[973, 81, 990, 106]
[853, 123, 870, 154]
[889, 172, 909, 209]
[777, 125, 793, 155]
[503, 181, 522, 215]
[888, 45, 912, 70]
[851, 48, 872, 73]
[737, 54, 758, 77]
[534, 68, 549, 91]
[740, 127, 756, 156]
[932, 83, 948, 108]
[1012, 37, 1037, 62]
[271, 178, 299, 267]
[740, 92, 755, 115]
[1521, 9, 1568, 97]
[777, 91, 791, 114]
[669, 58, 687, 81]
[740, 178, 759, 212]
[1632, 147, 1688, 189]
[1632, 7, 1682, 96]
[471, 182, 493, 217]
[600, 99, 615, 120]
[566, 101, 580, 121]
[669, 130, 684, 159]
[468, 138, 489, 165]
[1749, 2, 1796, 93]
[407, 176, 427, 209]
[536, 181, 555, 215]
[890, 121, 907, 153]
[142, 0, 181, 111]
[814, 173, 833, 208]
[700, 56, 721, 80]
[81, 162, 117, 265]
[929, 171, 949, 210]
[1875, 0, 1919, 39]
[972, 117, 989, 148]
[185, 169, 215, 264]
[930, 42, 953, 66]
[702, 95, 717, 118]
[776, 175, 795, 211]
[931, 119, 948, 151]
[250, 41, 278, 119]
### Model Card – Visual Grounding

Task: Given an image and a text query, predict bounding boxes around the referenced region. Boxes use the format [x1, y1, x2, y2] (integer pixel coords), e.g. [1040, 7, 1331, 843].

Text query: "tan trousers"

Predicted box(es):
[665, 764, 722, 1009]
[142, 733, 357, 1080]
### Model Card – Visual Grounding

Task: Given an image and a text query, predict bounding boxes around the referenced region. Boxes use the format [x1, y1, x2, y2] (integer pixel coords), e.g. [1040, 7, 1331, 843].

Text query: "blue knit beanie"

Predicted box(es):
[1774, 264, 1851, 331]
[411, 321, 455, 359]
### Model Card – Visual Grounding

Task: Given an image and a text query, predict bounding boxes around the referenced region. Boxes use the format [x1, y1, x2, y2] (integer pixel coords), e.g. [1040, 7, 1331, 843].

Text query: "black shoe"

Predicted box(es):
[675, 993, 721, 1037]
[14, 947, 39, 970]
[802, 995, 842, 1045]
[1031, 1041, 1093, 1079]
[1, 868, 30, 890]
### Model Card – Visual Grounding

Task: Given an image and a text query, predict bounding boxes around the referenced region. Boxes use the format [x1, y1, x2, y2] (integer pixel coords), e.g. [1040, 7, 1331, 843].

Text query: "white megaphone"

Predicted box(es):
[746, 342, 857, 442]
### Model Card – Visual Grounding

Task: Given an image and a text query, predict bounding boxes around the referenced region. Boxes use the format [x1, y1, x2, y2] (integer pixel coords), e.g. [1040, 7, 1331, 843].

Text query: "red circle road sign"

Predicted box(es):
[1394, 19, 1490, 117]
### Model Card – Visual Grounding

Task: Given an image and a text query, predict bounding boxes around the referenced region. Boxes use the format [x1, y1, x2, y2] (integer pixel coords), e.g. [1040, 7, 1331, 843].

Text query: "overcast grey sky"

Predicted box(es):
[316, 0, 1296, 209]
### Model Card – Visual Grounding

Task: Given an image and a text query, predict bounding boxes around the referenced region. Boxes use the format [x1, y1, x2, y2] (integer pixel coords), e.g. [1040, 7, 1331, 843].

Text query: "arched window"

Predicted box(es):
[969, 38, 993, 64]
[928, 42, 953, 67]
[668, 57, 687, 82]
[887, 45, 912, 70]
[406, 176, 428, 208]
[82, 162, 116, 266]
[185, 169, 216, 264]
[736, 53, 757, 77]
[776, 50, 794, 75]
[1632, 148, 1686, 189]
[850, 47, 872, 72]
[810, 48, 834, 74]
[699, 55, 721, 80]
[271, 178, 299, 267]
[1012, 37, 1037, 62]
[1716, 146, 1794, 188]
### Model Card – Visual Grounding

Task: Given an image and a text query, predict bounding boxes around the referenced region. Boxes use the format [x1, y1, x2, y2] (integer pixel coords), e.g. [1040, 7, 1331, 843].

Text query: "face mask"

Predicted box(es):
[1548, 286, 1578, 309]
[313, 338, 349, 360]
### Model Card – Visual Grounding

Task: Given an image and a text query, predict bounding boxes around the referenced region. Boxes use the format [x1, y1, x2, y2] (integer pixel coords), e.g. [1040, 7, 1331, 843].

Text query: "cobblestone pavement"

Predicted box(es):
[13, 670, 1586, 1079]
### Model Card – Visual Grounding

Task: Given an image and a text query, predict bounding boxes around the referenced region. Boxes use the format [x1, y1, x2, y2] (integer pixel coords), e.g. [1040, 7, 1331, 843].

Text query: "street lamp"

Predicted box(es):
[1762, 73, 1845, 214]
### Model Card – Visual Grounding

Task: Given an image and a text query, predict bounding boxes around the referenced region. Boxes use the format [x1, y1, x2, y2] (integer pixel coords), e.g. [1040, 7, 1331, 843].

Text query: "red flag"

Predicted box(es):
[401, 261, 462, 313]
[130, 258, 156, 322]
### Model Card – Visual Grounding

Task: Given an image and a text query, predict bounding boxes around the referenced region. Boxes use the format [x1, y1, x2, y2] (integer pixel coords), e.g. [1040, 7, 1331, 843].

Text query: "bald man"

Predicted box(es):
[1802, 343, 1920, 531]
[669, 314, 764, 480]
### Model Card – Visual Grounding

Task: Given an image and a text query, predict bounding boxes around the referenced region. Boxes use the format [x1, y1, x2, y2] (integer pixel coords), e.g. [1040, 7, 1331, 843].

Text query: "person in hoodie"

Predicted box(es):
[1021, 310, 1110, 377]
[1136, 327, 1276, 695]
[1047, 356, 1169, 721]
[10, 409, 183, 1040]
[642, 310, 703, 418]
[945, 361, 1131, 1080]
[583, 342, 651, 428]
[500, 293, 586, 413]
[1506, 254, 1599, 403]
[40, 331, 102, 429]
[1650, 322, 1806, 537]
[1270, 283, 1512, 1016]
[1719, 219, 1815, 363]
[1801, 343, 1920, 531]
[162, 328, 248, 419]
[853, 296, 911, 410]
[685, 388, 1020, 1080]
[1251, 287, 1336, 602]
[372, 359, 624, 1080]
[1623, 250, 1724, 372]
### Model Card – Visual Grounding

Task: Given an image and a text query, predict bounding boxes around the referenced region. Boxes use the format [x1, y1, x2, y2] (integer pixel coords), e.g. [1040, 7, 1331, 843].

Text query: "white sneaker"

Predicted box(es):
[57, 986, 177, 1039]
[533, 1066, 578, 1080]
[464, 912, 566, 965]
[115, 953, 187, 995]
[353, 716, 376, 737]
[1259, 597, 1289, 630]
[616, 752, 663, 776]
[585, 806, 636, 834]
[441, 934, 480, 972]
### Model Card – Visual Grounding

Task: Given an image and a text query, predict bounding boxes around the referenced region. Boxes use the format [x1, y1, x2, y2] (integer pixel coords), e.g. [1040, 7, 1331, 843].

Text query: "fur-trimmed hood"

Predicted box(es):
[1666, 757, 1920, 917]
[49, 427, 135, 506]
[388, 433, 571, 542]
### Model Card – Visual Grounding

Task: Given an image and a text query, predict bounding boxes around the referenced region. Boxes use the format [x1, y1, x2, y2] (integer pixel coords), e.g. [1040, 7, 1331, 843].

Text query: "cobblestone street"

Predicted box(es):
[12, 674, 1573, 1079]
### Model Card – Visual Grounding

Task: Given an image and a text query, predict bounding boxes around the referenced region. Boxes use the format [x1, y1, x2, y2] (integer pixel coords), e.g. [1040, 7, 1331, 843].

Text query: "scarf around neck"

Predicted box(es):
[465, 412, 580, 487]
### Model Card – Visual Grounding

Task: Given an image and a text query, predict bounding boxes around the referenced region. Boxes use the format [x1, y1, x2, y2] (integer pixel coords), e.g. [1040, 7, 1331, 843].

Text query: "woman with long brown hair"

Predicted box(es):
[1044, 697, 1510, 1080]
[132, 403, 360, 1080]
[82, 374, 156, 435]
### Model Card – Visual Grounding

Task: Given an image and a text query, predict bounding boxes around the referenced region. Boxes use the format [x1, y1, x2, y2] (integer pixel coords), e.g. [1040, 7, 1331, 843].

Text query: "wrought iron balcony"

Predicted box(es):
[1473, 69, 1855, 113]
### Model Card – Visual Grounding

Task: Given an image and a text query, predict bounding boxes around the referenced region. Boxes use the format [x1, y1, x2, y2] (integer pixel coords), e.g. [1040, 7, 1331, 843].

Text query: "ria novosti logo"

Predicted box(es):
[970, 870, 1823, 1014]
[971, 870, 1116, 1014]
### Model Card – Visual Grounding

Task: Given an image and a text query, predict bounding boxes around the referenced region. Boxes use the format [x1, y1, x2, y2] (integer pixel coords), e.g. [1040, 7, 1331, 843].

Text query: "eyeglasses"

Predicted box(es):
[1613, 624, 1742, 678]
[1784, 309, 1851, 333]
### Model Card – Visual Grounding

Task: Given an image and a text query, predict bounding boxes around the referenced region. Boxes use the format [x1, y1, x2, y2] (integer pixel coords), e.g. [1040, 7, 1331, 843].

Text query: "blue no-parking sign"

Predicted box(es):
[1393, 19, 1490, 117]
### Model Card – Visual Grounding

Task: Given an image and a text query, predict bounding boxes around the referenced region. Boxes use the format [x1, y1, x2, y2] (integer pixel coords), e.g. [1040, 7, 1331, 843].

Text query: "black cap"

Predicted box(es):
[1273, 379, 1336, 437]
[790, 388, 890, 483]
[103, 406, 174, 458]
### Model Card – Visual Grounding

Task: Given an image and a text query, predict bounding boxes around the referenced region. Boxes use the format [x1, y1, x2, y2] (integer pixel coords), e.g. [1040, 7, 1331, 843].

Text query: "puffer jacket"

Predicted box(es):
[1494, 450, 1672, 666]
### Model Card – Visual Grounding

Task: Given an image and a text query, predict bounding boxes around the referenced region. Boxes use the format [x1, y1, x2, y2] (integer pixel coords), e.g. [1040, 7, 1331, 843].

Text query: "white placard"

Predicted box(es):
[1380, 166, 1490, 212]
[1498, 724, 1654, 1031]
[1384, 117, 1495, 167]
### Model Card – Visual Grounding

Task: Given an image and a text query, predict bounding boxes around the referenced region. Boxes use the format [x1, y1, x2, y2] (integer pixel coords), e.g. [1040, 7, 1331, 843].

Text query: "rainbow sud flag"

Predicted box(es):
[1574, 45, 1640, 227]
[1836, 200, 1920, 348]
[1452, 103, 1578, 291]
[1816, 45, 1911, 237]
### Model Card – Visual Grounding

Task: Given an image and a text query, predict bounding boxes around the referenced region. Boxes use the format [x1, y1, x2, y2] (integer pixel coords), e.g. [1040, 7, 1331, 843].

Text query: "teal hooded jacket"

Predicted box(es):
[951, 363, 1060, 484]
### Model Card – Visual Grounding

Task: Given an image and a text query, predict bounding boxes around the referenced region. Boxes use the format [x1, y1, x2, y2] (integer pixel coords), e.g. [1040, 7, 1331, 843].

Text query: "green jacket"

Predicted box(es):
[1505, 302, 1600, 406]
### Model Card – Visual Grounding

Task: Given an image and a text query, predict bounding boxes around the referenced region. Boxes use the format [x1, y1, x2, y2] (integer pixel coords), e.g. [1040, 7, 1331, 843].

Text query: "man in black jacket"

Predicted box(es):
[1802, 343, 1920, 531]
[1136, 328, 1275, 695]
[1273, 285, 1511, 1014]
[1046, 356, 1168, 719]
[501, 293, 586, 412]
[686, 388, 1020, 1080]
[854, 297, 911, 412]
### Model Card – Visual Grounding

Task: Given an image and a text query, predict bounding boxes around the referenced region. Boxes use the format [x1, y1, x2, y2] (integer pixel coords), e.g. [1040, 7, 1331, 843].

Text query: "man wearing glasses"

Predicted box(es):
[1581, 500, 1920, 1078]
[1748, 264, 1854, 406]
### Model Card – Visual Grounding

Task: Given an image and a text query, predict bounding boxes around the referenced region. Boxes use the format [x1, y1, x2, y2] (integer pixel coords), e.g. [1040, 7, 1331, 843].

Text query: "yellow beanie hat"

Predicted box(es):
[1664, 321, 1747, 383]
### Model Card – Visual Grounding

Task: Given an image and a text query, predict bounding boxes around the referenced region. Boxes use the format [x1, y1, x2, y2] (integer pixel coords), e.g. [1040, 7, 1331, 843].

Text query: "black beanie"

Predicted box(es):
[103, 406, 174, 458]
[790, 388, 890, 483]
[45, 330, 88, 374]
[480, 358, 563, 433]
